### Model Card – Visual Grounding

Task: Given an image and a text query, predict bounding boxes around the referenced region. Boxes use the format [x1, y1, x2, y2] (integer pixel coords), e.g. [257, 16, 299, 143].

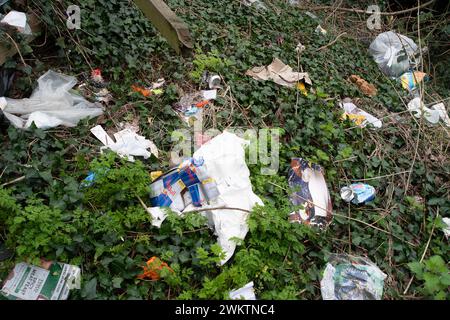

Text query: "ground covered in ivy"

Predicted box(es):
[0, 0, 449, 299]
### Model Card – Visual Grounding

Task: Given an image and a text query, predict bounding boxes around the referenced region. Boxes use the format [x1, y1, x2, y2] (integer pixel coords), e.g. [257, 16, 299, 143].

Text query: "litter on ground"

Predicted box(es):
[340, 183, 376, 205]
[339, 99, 382, 129]
[320, 254, 387, 300]
[349, 74, 377, 97]
[0, 0, 448, 302]
[369, 31, 419, 77]
[407, 98, 450, 127]
[146, 131, 263, 265]
[229, 282, 256, 300]
[288, 158, 333, 229]
[246, 58, 312, 88]
[90, 125, 159, 162]
[1, 261, 80, 300]
[0, 70, 103, 129]
[0, 10, 31, 34]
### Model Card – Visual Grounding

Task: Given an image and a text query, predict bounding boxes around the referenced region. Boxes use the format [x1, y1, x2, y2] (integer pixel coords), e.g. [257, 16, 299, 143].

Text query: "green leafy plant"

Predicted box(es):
[82, 152, 152, 210]
[0, 0, 448, 301]
[190, 48, 232, 81]
[408, 255, 450, 300]
[4, 199, 76, 265]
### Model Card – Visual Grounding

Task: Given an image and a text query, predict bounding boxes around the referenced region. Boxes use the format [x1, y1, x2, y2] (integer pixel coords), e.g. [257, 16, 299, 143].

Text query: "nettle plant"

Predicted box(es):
[408, 255, 450, 300]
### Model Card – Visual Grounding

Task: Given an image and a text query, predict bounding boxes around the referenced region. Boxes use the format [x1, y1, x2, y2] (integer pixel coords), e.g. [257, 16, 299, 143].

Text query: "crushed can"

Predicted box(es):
[149, 157, 220, 211]
[340, 183, 375, 204]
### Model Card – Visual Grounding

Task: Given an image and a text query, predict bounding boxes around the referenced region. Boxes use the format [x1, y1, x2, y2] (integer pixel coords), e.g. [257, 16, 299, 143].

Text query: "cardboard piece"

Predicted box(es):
[246, 58, 312, 88]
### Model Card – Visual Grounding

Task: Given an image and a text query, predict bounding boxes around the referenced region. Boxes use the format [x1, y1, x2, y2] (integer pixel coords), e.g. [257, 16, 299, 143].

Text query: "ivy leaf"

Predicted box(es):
[39, 171, 53, 183]
[112, 277, 123, 289]
[81, 278, 97, 299]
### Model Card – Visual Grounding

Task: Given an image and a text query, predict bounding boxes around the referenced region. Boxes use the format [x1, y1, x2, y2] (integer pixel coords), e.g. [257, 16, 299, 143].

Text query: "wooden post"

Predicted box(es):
[133, 0, 193, 55]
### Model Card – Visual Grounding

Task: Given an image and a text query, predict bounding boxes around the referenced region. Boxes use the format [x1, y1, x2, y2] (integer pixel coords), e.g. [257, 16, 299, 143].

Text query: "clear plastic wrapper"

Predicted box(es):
[1, 70, 103, 129]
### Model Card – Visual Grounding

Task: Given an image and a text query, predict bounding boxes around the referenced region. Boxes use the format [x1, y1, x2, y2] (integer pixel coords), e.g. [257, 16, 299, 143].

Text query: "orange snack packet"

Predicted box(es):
[137, 256, 173, 280]
[131, 85, 151, 97]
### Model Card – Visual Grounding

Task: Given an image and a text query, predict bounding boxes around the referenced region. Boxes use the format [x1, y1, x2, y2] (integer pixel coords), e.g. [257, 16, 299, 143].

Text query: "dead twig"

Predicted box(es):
[350, 170, 410, 182]
[316, 32, 347, 51]
[3, 32, 27, 67]
[300, 0, 435, 16]
[1, 176, 26, 188]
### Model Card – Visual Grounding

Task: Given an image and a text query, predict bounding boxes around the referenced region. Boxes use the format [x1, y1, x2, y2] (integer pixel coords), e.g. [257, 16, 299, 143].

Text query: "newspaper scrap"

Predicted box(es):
[0, 261, 81, 300]
[246, 58, 312, 88]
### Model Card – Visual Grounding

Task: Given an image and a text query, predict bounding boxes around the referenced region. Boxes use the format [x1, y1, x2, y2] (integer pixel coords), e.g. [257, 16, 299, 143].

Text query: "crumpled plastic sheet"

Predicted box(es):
[0, 70, 103, 130]
[369, 31, 418, 77]
[321, 254, 387, 300]
[246, 58, 312, 88]
[229, 282, 256, 300]
[174, 89, 217, 125]
[90, 125, 158, 162]
[148, 131, 263, 265]
[407, 98, 450, 127]
[340, 101, 382, 129]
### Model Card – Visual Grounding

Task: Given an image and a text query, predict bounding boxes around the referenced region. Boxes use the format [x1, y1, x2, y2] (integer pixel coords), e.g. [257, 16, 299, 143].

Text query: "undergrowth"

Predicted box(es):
[0, 0, 448, 300]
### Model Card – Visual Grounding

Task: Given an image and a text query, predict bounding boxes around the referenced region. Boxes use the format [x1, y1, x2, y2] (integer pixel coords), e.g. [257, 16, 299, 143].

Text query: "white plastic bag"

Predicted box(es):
[146, 132, 264, 265]
[407, 98, 450, 127]
[1, 70, 103, 129]
[188, 131, 264, 265]
[369, 31, 418, 77]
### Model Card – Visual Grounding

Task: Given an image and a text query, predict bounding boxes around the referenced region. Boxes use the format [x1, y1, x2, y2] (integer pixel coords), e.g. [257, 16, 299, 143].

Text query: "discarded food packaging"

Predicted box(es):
[288, 158, 333, 229]
[320, 254, 387, 300]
